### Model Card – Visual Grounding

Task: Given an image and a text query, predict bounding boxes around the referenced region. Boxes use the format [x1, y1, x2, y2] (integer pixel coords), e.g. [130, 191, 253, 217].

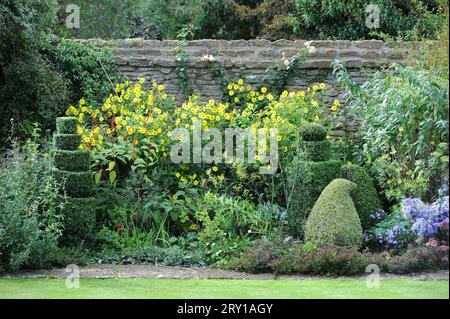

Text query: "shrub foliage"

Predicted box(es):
[304, 179, 363, 247]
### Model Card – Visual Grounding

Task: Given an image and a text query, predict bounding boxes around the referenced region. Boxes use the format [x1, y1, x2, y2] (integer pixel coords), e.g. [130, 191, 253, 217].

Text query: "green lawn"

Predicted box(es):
[0, 279, 448, 299]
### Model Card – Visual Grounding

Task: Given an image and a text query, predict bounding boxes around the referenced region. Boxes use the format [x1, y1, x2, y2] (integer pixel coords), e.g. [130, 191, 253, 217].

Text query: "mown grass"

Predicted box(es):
[0, 278, 448, 299]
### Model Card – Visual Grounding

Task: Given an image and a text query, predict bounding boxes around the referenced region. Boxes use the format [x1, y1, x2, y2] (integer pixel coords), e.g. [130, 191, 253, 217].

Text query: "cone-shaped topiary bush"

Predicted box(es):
[304, 178, 363, 247]
[287, 123, 341, 238]
[52, 116, 95, 245]
[339, 164, 382, 230]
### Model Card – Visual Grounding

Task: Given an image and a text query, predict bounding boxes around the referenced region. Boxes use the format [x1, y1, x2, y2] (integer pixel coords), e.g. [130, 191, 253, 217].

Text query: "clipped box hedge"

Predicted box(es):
[301, 140, 332, 162]
[52, 149, 90, 172]
[53, 169, 93, 197]
[300, 123, 327, 141]
[59, 196, 96, 246]
[53, 134, 82, 151]
[339, 164, 382, 230]
[56, 117, 77, 134]
[287, 159, 342, 238]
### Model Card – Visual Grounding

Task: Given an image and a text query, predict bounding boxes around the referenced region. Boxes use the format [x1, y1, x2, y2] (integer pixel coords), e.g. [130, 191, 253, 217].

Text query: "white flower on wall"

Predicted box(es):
[201, 54, 215, 62]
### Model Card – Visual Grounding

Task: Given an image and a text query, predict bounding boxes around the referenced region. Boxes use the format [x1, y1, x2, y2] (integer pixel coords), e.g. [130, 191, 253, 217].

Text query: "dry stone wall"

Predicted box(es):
[79, 38, 414, 104]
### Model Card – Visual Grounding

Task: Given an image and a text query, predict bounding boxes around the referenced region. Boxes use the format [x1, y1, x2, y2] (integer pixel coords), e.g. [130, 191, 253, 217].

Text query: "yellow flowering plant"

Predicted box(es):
[67, 77, 338, 201]
[67, 80, 177, 183]
[225, 79, 274, 114]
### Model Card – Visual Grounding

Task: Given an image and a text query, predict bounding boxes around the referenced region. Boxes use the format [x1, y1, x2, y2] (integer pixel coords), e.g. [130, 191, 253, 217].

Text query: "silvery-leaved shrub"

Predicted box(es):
[0, 127, 63, 272]
[333, 62, 449, 203]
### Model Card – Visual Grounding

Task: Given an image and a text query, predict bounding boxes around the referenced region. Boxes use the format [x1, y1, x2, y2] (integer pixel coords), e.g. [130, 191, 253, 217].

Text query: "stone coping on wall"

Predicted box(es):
[77, 38, 416, 70]
[75, 38, 420, 108]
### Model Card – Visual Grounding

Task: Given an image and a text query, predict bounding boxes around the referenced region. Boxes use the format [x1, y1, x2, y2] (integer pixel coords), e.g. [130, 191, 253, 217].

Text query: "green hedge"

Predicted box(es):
[53, 169, 93, 197]
[300, 123, 327, 141]
[52, 149, 90, 172]
[56, 117, 77, 134]
[52, 134, 81, 151]
[59, 197, 96, 246]
[301, 140, 332, 161]
[339, 164, 382, 230]
[287, 159, 342, 237]
[304, 178, 363, 247]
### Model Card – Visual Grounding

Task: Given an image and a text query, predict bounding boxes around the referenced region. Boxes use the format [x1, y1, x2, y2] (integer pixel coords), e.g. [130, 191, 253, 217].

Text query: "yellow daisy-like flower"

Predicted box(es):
[212, 166, 219, 172]
[238, 79, 244, 85]
[193, 180, 199, 186]
[326, 135, 331, 140]
[261, 87, 268, 93]
[311, 100, 318, 107]
[139, 78, 145, 84]
[175, 172, 181, 178]
[277, 135, 283, 142]
[319, 83, 326, 89]
[333, 99, 340, 107]
[229, 90, 235, 96]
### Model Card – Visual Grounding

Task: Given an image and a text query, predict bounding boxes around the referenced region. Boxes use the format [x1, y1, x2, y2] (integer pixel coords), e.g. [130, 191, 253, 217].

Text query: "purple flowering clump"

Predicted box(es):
[370, 209, 387, 222]
[385, 225, 409, 247]
[438, 177, 449, 197]
[402, 195, 449, 239]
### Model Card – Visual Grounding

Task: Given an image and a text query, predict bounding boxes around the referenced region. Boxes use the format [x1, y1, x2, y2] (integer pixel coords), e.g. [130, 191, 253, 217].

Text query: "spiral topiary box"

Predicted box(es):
[287, 122, 382, 238]
[287, 123, 342, 238]
[52, 117, 95, 246]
